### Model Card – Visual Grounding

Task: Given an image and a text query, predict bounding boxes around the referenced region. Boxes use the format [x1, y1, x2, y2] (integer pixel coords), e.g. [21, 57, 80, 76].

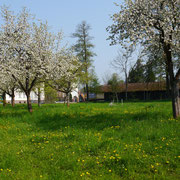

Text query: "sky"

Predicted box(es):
[0, 0, 121, 83]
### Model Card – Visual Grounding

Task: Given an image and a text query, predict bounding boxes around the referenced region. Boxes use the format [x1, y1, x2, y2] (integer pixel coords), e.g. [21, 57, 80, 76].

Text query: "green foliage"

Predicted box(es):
[107, 73, 122, 102]
[108, 73, 121, 90]
[128, 59, 145, 83]
[72, 21, 95, 66]
[44, 83, 57, 103]
[72, 21, 96, 100]
[129, 58, 157, 83]
[88, 70, 100, 94]
[144, 59, 156, 83]
[0, 102, 179, 179]
[142, 41, 167, 81]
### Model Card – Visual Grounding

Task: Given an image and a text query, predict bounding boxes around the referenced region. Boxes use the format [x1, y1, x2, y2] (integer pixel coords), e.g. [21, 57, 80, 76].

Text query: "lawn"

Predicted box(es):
[0, 101, 179, 180]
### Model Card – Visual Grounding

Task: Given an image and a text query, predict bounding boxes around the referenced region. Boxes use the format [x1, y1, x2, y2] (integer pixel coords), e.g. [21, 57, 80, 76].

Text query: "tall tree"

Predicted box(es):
[0, 7, 54, 112]
[72, 21, 95, 101]
[107, 0, 180, 118]
[47, 48, 81, 107]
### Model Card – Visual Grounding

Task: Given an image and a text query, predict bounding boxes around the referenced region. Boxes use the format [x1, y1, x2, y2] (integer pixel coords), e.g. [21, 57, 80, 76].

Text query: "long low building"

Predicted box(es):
[97, 82, 180, 101]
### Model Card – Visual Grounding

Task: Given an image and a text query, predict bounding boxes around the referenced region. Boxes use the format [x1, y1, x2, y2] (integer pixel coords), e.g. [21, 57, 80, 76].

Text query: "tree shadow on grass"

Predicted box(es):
[0, 104, 44, 120]
[35, 113, 114, 131]
[0, 104, 29, 119]
[35, 110, 167, 132]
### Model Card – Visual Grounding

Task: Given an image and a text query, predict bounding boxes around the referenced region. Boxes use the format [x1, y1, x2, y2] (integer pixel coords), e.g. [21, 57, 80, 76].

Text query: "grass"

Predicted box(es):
[0, 101, 179, 180]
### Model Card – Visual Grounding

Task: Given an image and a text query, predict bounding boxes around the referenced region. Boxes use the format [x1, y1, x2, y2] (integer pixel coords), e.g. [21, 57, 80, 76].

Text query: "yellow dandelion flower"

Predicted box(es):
[151, 165, 154, 168]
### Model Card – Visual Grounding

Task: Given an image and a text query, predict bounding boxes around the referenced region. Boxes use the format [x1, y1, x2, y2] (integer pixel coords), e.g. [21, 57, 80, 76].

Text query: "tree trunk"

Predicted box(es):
[64, 94, 67, 105]
[166, 69, 171, 99]
[163, 43, 180, 118]
[125, 73, 128, 100]
[112, 93, 115, 103]
[27, 93, 33, 113]
[171, 81, 180, 118]
[11, 89, 15, 107]
[86, 83, 89, 101]
[2, 92, 6, 107]
[38, 88, 41, 107]
[116, 92, 119, 103]
[125, 86, 128, 100]
[66, 93, 70, 107]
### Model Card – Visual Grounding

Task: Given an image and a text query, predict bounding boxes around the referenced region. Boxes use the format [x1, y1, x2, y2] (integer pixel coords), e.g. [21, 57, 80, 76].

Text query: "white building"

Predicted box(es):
[71, 88, 79, 102]
[5, 88, 79, 104]
[6, 91, 45, 104]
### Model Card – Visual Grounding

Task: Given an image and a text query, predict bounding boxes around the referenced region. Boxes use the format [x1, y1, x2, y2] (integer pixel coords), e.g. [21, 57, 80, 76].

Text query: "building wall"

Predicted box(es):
[71, 88, 78, 99]
[5, 86, 79, 104]
[96, 93, 104, 99]
[104, 90, 172, 101]
[6, 90, 45, 104]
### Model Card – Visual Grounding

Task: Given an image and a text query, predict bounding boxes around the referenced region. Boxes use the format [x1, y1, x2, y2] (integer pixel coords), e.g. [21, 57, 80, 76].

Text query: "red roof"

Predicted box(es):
[100, 82, 179, 93]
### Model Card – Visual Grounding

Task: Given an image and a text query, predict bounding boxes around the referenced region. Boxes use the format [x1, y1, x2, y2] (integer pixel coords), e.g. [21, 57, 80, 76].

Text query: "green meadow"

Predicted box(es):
[0, 101, 179, 180]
